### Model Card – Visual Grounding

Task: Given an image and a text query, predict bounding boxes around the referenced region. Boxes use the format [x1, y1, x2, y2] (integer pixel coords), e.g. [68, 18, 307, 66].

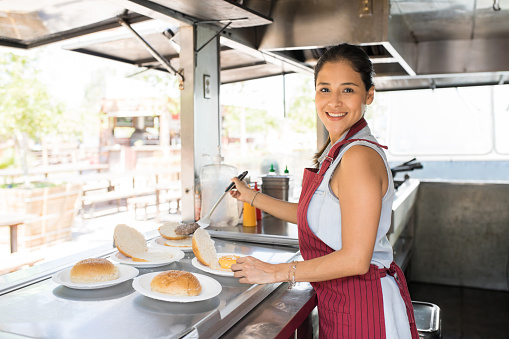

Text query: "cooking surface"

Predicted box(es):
[0, 239, 299, 339]
[208, 214, 299, 247]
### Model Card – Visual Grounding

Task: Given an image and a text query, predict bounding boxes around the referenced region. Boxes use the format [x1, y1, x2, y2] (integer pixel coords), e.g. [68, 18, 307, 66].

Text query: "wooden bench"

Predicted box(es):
[81, 187, 155, 218]
[0, 212, 38, 253]
[127, 190, 181, 220]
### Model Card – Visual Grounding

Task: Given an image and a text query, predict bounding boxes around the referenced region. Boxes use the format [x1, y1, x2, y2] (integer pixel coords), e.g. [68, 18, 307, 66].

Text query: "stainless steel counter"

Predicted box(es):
[208, 214, 299, 247]
[0, 181, 421, 338]
[0, 235, 312, 339]
[208, 179, 420, 251]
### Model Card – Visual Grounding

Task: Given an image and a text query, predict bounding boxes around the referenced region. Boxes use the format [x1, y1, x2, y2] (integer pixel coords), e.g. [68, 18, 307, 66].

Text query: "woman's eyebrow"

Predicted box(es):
[341, 82, 360, 87]
[316, 82, 360, 87]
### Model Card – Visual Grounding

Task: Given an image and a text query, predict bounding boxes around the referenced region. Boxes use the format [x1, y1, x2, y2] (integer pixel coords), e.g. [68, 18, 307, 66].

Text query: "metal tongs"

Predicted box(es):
[197, 171, 248, 228]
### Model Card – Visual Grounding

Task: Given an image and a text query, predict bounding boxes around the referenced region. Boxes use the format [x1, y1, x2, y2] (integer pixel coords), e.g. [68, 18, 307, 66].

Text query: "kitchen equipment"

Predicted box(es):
[391, 158, 423, 189]
[199, 149, 241, 227]
[391, 158, 423, 178]
[197, 171, 248, 228]
[412, 301, 442, 339]
[261, 175, 290, 201]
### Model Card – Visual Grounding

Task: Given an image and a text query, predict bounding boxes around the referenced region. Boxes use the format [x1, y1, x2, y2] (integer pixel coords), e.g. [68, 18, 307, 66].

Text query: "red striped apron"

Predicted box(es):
[297, 118, 419, 338]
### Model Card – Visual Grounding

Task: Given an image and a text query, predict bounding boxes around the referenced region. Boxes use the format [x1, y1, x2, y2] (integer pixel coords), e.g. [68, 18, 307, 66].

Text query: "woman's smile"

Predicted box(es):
[326, 111, 347, 118]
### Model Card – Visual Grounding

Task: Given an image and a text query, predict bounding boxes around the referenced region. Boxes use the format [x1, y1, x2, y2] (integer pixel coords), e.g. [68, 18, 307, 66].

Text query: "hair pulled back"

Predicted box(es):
[314, 43, 374, 91]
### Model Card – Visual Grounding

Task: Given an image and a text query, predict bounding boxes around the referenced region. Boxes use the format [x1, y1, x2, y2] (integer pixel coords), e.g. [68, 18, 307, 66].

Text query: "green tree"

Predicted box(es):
[221, 105, 278, 138]
[0, 52, 70, 184]
[0, 53, 67, 140]
[286, 76, 316, 133]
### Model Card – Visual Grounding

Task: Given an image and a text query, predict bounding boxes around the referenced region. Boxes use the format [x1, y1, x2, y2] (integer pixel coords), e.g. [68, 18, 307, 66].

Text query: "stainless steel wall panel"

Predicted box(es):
[411, 181, 509, 291]
[474, 4, 509, 39]
[386, 5, 418, 76]
[258, 0, 389, 50]
[417, 39, 509, 74]
[391, 0, 476, 41]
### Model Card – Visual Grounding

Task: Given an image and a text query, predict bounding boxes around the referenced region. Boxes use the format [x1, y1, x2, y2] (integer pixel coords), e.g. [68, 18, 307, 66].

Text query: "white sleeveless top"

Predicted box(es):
[307, 125, 412, 339]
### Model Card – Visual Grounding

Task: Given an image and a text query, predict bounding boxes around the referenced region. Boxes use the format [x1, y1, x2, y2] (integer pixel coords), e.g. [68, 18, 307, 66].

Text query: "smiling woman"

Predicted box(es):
[314, 61, 374, 145]
[229, 43, 419, 339]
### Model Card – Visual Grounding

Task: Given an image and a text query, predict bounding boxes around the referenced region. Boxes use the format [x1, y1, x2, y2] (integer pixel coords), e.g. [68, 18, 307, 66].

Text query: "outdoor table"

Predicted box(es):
[0, 212, 37, 253]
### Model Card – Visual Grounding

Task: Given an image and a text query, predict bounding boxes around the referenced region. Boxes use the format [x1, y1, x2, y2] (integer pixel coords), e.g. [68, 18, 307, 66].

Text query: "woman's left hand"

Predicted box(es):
[231, 256, 280, 284]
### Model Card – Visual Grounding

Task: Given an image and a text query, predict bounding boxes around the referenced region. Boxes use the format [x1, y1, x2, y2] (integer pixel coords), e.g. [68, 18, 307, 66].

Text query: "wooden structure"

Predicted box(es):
[0, 183, 82, 250]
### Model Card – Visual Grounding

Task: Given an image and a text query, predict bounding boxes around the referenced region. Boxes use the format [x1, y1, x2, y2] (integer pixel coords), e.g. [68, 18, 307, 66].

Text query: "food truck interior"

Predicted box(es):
[0, 1, 508, 338]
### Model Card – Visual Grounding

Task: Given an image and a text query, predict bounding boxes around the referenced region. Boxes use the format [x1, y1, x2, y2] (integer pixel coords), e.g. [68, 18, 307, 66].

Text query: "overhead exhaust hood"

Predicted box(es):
[0, 0, 508, 90]
[249, 0, 509, 90]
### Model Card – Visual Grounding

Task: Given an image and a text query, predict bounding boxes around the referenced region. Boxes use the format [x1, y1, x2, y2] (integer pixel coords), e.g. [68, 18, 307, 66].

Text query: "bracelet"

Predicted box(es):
[287, 261, 298, 290]
[250, 191, 260, 206]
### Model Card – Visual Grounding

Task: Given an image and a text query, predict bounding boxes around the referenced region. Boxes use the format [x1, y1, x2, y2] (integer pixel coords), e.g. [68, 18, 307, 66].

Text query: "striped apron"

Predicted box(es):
[297, 118, 419, 338]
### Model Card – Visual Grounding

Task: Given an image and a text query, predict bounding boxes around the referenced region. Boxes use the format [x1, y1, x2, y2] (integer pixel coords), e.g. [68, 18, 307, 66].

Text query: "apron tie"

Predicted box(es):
[379, 262, 419, 337]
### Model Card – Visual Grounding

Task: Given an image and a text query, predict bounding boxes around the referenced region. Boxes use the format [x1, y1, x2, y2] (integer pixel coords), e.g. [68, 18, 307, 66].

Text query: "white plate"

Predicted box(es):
[149, 236, 193, 252]
[191, 253, 242, 277]
[132, 272, 222, 302]
[52, 264, 139, 289]
[109, 248, 185, 268]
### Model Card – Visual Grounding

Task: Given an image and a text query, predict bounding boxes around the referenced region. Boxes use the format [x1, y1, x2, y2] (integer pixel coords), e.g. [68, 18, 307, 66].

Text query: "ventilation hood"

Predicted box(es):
[0, 0, 508, 90]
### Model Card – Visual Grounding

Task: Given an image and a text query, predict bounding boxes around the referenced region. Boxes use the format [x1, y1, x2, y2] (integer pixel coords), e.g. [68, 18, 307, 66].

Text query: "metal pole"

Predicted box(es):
[118, 18, 184, 85]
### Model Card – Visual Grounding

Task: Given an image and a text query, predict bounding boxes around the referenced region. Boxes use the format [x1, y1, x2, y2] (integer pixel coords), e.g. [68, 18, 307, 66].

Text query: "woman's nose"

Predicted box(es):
[329, 93, 342, 106]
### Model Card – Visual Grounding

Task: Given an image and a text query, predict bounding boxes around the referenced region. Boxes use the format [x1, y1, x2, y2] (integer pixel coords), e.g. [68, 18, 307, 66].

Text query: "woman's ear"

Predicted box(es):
[366, 86, 375, 105]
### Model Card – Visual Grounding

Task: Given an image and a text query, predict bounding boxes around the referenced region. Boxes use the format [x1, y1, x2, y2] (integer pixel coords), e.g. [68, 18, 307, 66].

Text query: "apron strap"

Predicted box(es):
[379, 262, 420, 339]
[318, 118, 388, 176]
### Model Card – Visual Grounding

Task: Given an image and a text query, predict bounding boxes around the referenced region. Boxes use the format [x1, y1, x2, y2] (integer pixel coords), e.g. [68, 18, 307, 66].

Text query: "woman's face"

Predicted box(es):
[315, 61, 374, 144]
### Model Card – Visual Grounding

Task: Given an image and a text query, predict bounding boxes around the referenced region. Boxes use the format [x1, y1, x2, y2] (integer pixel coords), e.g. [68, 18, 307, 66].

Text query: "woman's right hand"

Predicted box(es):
[229, 177, 256, 204]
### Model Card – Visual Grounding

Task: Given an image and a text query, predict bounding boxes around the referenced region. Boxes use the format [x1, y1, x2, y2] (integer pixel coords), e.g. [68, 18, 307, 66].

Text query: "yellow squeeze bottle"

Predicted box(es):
[243, 202, 257, 226]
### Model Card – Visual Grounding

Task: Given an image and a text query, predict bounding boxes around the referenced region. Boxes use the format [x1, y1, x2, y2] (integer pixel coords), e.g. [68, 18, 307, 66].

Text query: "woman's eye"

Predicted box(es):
[319, 88, 330, 93]
[343, 88, 354, 93]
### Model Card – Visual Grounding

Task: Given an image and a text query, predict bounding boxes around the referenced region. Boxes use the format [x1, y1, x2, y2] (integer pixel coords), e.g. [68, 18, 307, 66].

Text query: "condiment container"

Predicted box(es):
[242, 202, 257, 226]
[200, 150, 240, 226]
[261, 175, 290, 201]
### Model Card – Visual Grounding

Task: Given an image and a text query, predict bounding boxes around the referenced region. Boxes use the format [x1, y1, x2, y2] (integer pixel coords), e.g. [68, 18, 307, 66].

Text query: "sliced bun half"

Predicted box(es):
[192, 228, 219, 269]
[113, 224, 147, 258]
[70, 258, 119, 283]
[159, 222, 189, 240]
[150, 270, 202, 296]
[164, 238, 193, 247]
[131, 250, 174, 262]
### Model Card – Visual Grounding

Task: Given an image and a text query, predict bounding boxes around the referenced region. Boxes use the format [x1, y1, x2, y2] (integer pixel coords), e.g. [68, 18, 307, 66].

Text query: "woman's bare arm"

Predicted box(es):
[232, 146, 388, 283]
[230, 177, 298, 224]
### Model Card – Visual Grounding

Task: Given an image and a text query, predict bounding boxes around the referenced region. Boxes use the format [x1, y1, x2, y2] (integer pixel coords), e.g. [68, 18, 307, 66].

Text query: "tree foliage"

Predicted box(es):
[0, 52, 68, 142]
[221, 105, 279, 138]
[286, 76, 316, 133]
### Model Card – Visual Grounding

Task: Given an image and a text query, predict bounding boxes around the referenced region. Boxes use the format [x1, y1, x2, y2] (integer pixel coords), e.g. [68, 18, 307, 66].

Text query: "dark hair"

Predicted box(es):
[312, 43, 375, 167]
[314, 43, 374, 91]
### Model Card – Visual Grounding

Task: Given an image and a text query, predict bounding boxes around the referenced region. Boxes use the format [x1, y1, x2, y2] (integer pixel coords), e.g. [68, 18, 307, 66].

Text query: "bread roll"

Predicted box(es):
[218, 255, 240, 269]
[70, 258, 119, 283]
[150, 270, 202, 296]
[131, 250, 174, 262]
[192, 228, 220, 269]
[159, 222, 189, 240]
[114, 224, 147, 258]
